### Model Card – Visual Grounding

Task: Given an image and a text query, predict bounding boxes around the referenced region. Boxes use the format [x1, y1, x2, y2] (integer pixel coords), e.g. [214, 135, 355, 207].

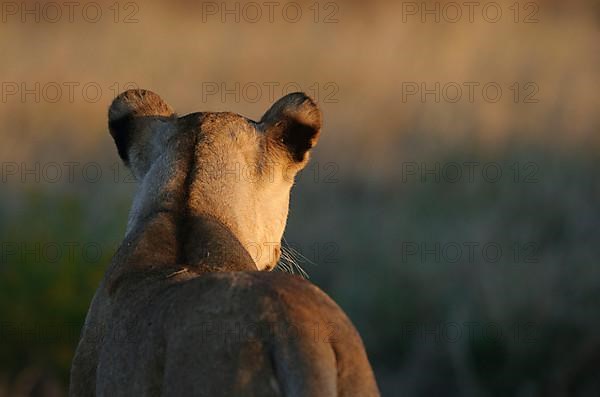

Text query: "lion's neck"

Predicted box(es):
[176, 213, 257, 271]
[106, 210, 257, 294]
[106, 137, 259, 294]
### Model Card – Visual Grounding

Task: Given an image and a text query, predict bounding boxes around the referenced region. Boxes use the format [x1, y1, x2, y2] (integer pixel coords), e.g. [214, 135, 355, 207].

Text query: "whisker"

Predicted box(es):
[276, 260, 293, 274]
[280, 238, 311, 279]
[293, 262, 309, 279]
[276, 248, 295, 274]
[280, 248, 297, 275]
[283, 237, 318, 267]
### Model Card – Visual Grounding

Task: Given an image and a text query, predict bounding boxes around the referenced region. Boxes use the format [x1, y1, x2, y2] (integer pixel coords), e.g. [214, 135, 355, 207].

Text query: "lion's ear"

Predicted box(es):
[260, 92, 322, 163]
[108, 89, 176, 176]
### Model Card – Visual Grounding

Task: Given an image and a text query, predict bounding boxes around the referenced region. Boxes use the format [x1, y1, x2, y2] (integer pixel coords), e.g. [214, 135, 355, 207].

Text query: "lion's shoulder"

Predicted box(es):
[161, 271, 352, 332]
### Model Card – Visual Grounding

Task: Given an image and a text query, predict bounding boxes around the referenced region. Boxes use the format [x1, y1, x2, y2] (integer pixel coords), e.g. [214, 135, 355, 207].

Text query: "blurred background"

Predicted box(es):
[1, 0, 599, 395]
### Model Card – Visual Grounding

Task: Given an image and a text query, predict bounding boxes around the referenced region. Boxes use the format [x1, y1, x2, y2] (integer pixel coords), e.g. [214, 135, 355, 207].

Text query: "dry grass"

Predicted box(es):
[0, 0, 598, 165]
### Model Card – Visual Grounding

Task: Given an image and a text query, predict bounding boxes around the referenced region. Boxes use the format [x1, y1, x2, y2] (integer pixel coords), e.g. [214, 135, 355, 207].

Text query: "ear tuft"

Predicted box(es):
[108, 89, 175, 165]
[261, 92, 322, 162]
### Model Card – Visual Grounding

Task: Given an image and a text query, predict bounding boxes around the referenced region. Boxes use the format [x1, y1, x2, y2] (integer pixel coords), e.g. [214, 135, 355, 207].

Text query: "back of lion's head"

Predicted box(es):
[108, 89, 322, 271]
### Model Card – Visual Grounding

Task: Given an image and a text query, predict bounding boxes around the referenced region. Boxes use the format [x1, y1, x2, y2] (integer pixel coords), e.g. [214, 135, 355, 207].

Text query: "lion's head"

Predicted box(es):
[108, 89, 321, 271]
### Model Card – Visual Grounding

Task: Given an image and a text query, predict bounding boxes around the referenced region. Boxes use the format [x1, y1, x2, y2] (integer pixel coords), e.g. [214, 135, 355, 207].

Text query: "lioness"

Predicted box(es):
[70, 89, 379, 396]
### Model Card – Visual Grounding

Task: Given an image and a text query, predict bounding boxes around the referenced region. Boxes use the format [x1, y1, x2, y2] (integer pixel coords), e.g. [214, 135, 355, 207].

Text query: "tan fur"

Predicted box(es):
[70, 89, 379, 396]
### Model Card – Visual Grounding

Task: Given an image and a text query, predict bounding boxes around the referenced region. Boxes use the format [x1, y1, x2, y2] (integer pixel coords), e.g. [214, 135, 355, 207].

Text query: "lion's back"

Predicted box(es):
[93, 271, 376, 396]
[159, 272, 376, 396]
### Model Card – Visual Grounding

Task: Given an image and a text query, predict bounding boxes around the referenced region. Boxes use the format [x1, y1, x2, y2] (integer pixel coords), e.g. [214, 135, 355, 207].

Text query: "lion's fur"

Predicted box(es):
[69, 90, 379, 396]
